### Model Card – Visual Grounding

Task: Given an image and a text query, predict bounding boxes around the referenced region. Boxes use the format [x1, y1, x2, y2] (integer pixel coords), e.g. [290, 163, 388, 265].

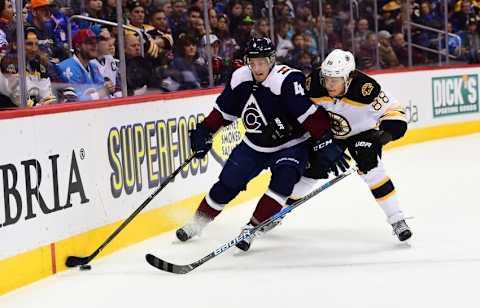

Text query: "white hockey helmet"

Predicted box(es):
[321, 49, 355, 93]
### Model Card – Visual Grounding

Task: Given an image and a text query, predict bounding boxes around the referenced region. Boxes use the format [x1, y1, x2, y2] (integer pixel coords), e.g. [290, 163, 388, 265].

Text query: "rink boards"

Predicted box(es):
[0, 65, 479, 295]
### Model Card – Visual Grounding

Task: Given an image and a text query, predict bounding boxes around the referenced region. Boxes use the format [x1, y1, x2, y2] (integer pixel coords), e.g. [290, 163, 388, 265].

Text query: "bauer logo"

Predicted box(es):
[210, 120, 244, 166]
[432, 75, 479, 117]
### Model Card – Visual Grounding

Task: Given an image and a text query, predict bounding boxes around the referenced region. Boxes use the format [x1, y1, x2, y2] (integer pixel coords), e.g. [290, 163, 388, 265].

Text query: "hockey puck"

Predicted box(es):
[79, 264, 92, 271]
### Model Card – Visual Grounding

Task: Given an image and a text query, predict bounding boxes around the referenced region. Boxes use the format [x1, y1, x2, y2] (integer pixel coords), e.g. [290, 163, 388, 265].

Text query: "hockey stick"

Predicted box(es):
[65, 155, 196, 268]
[145, 167, 357, 274]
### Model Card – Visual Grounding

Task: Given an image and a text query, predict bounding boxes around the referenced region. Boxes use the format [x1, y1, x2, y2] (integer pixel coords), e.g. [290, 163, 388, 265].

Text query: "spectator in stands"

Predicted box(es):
[226, 0, 243, 34]
[275, 18, 293, 60]
[199, 34, 226, 85]
[173, 5, 201, 39]
[357, 32, 378, 70]
[414, 1, 442, 48]
[168, 0, 187, 39]
[139, 0, 153, 17]
[451, 0, 480, 32]
[322, 3, 343, 34]
[127, 0, 153, 31]
[242, 0, 254, 18]
[160, 1, 173, 17]
[293, 16, 318, 55]
[235, 15, 255, 50]
[85, 0, 103, 19]
[91, 28, 121, 97]
[1, 27, 57, 107]
[0, 0, 14, 45]
[101, 0, 117, 22]
[28, 0, 68, 62]
[324, 17, 343, 52]
[378, 30, 401, 68]
[459, 17, 480, 63]
[286, 33, 307, 66]
[150, 9, 172, 34]
[379, 1, 403, 34]
[215, 13, 240, 60]
[391, 32, 409, 66]
[208, 8, 218, 33]
[391, 32, 427, 66]
[272, 0, 294, 19]
[172, 34, 208, 89]
[297, 50, 313, 75]
[254, 17, 270, 38]
[56, 28, 115, 101]
[192, 15, 207, 43]
[124, 33, 152, 95]
[353, 18, 371, 51]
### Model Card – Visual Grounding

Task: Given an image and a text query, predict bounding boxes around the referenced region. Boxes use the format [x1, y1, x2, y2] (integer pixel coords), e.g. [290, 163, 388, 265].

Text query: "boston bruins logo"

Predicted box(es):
[328, 112, 351, 137]
[361, 83, 374, 96]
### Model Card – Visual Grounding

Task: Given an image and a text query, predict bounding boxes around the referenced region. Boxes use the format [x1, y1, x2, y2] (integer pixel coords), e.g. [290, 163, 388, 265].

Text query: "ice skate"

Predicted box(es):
[235, 218, 283, 251]
[176, 214, 211, 242]
[391, 219, 412, 242]
[235, 223, 256, 251]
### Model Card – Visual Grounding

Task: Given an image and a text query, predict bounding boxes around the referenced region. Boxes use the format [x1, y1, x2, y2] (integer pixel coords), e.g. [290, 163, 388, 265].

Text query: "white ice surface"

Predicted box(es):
[2, 134, 480, 308]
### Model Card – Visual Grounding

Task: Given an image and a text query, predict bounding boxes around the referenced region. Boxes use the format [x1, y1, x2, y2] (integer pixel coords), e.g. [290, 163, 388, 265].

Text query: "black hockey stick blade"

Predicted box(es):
[146, 254, 194, 274]
[65, 256, 90, 267]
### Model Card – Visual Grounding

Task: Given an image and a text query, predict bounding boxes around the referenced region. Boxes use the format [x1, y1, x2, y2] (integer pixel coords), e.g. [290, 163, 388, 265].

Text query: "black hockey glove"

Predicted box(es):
[350, 129, 392, 173]
[189, 123, 213, 159]
[309, 132, 351, 177]
[262, 116, 293, 143]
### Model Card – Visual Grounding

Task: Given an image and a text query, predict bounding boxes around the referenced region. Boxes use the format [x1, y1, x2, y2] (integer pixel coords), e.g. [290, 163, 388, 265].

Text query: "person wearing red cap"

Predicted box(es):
[56, 28, 115, 101]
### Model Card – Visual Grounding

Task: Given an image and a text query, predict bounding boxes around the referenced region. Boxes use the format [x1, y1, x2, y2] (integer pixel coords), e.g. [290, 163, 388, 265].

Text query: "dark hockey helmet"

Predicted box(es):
[244, 37, 276, 64]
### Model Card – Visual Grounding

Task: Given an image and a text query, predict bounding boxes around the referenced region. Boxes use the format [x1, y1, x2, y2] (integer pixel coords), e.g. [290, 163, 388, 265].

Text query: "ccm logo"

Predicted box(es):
[313, 139, 332, 151]
[355, 141, 372, 148]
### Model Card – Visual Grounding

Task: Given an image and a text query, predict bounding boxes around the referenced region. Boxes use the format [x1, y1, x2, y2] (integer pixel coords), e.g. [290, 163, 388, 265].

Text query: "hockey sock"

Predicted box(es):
[196, 197, 222, 220]
[250, 194, 283, 226]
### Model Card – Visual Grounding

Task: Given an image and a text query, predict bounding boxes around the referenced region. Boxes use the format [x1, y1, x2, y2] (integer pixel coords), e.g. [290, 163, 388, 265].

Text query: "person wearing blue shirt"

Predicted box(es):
[56, 28, 115, 101]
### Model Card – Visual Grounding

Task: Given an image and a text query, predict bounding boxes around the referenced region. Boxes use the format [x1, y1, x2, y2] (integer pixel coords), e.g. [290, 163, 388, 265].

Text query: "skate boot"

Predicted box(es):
[391, 219, 412, 241]
[235, 223, 256, 252]
[176, 214, 211, 242]
[235, 218, 283, 251]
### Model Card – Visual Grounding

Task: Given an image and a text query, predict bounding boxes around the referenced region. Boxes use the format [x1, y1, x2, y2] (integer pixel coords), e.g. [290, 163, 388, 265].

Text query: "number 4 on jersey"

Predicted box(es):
[294, 82, 305, 96]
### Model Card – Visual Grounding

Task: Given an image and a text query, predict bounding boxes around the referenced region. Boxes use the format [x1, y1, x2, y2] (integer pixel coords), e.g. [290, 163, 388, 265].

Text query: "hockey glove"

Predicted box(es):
[262, 116, 293, 143]
[189, 122, 213, 159]
[309, 132, 351, 177]
[350, 129, 392, 173]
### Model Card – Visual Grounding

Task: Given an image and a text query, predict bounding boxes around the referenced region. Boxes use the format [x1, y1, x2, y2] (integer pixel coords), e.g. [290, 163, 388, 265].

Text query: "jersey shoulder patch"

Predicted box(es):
[230, 66, 253, 90]
[345, 71, 381, 104]
[262, 64, 302, 95]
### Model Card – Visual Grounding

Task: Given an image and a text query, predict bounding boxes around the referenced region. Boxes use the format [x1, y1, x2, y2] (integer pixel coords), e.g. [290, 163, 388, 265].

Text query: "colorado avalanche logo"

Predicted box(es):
[241, 95, 267, 133]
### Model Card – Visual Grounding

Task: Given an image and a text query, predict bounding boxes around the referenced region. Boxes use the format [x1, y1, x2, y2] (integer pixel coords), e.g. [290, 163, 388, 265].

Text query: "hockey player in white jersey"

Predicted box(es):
[176, 38, 350, 251]
[292, 49, 412, 241]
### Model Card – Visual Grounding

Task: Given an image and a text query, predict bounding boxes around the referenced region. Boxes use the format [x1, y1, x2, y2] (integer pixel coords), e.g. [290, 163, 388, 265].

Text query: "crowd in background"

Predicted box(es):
[0, 0, 479, 108]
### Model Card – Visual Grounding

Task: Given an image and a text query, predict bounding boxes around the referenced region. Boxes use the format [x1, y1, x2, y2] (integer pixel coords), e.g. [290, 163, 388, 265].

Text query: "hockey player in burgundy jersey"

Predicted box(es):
[291, 49, 412, 241]
[176, 38, 350, 251]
